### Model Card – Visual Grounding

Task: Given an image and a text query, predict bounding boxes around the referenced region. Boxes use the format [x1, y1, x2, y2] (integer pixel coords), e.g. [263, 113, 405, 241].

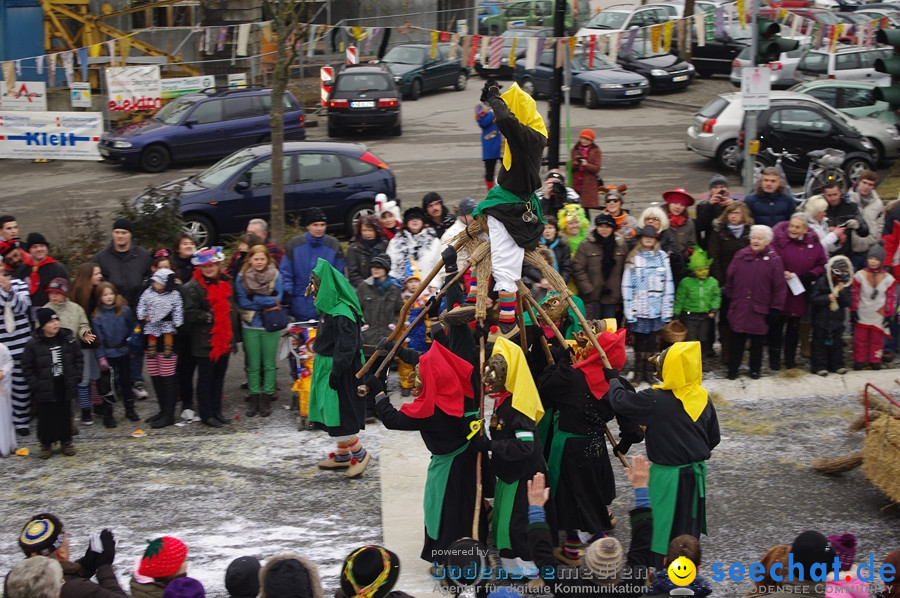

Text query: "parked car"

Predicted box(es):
[478, 0, 509, 34]
[729, 40, 808, 89]
[514, 49, 650, 106]
[379, 43, 468, 100]
[481, 0, 590, 35]
[325, 63, 402, 137]
[795, 44, 892, 85]
[575, 4, 670, 37]
[789, 79, 900, 126]
[811, 0, 861, 12]
[757, 6, 842, 25]
[854, 8, 900, 26]
[616, 40, 695, 91]
[99, 87, 305, 173]
[689, 23, 751, 77]
[136, 142, 396, 246]
[474, 27, 554, 78]
[649, 0, 719, 18]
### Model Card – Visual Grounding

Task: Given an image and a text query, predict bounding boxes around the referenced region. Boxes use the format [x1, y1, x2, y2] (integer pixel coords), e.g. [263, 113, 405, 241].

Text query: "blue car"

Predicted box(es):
[514, 50, 650, 107]
[477, 1, 508, 34]
[100, 87, 305, 173]
[134, 142, 395, 246]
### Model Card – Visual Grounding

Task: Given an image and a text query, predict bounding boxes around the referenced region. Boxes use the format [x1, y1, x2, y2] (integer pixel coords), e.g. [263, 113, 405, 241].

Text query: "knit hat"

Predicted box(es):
[826, 534, 857, 572]
[162, 577, 205, 598]
[305, 208, 327, 226]
[261, 555, 321, 598]
[458, 197, 478, 216]
[403, 207, 426, 225]
[578, 128, 596, 142]
[709, 174, 729, 189]
[113, 218, 133, 233]
[18, 513, 65, 556]
[138, 537, 188, 579]
[191, 246, 225, 266]
[46, 277, 69, 296]
[339, 546, 400, 598]
[25, 232, 48, 249]
[594, 213, 617, 228]
[583, 537, 625, 582]
[36, 308, 60, 329]
[0, 238, 20, 257]
[790, 531, 836, 579]
[638, 224, 659, 239]
[422, 192, 443, 209]
[663, 188, 695, 208]
[868, 240, 886, 263]
[687, 247, 713, 271]
[370, 254, 391, 272]
[225, 556, 261, 598]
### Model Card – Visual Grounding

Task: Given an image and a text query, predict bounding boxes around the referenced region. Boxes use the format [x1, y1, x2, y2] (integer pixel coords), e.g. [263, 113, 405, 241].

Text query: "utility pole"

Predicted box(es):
[743, 0, 759, 191]
[547, 0, 567, 169]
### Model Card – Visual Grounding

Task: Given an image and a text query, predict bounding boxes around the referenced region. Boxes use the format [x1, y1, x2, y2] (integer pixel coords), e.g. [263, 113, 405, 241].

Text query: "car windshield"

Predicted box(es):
[813, 11, 841, 24]
[582, 11, 628, 30]
[194, 149, 258, 188]
[573, 53, 617, 70]
[626, 40, 669, 59]
[382, 46, 426, 65]
[335, 73, 392, 92]
[155, 97, 200, 125]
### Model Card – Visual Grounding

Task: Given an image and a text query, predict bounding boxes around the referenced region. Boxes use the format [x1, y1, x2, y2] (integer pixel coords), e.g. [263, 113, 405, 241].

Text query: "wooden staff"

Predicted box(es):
[473, 317, 486, 540]
[521, 296, 554, 365]
[518, 286, 568, 349]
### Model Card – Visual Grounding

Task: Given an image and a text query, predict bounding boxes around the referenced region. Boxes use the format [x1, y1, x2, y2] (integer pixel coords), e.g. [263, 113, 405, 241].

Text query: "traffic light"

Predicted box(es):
[874, 29, 900, 108]
[756, 20, 799, 65]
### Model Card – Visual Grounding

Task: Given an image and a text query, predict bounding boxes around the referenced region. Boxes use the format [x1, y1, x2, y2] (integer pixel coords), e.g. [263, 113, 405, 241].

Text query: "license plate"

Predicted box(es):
[673, 75, 688, 82]
[100, 148, 109, 157]
[351, 100, 375, 108]
[625, 89, 642, 96]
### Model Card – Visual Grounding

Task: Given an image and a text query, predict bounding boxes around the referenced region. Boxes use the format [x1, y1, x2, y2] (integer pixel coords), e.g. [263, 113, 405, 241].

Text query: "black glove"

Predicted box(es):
[78, 546, 100, 577]
[329, 372, 340, 390]
[851, 311, 859, 324]
[799, 272, 816, 288]
[442, 246, 458, 274]
[471, 434, 492, 452]
[98, 529, 116, 567]
[364, 374, 385, 397]
[480, 79, 501, 103]
[376, 337, 394, 353]
[613, 441, 632, 456]
[474, 321, 489, 340]
[550, 344, 571, 365]
[603, 368, 620, 382]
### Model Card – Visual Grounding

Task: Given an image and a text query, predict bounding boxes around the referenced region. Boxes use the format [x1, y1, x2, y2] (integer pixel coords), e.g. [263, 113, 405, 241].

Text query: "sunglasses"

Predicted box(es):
[606, 197, 621, 203]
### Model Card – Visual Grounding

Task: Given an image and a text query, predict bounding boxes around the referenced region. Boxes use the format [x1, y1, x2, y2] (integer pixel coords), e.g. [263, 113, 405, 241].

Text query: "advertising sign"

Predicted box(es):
[160, 75, 216, 99]
[0, 81, 48, 111]
[106, 65, 162, 112]
[0, 111, 103, 160]
[741, 67, 771, 111]
[71, 82, 92, 108]
[228, 73, 247, 88]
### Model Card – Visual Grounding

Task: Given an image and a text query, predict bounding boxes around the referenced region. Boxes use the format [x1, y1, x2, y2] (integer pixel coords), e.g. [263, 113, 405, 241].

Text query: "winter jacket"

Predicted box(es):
[810, 275, 852, 331]
[21, 328, 83, 404]
[622, 249, 674, 323]
[572, 231, 627, 304]
[771, 220, 828, 317]
[674, 275, 721, 315]
[181, 274, 241, 359]
[725, 245, 787, 335]
[570, 142, 602, 209]
[826, 195, 869, 257]
[26, 257, 70, 308]
[59, 560, 127, 598]
[136, 288, 184, 337]
[476, 100, 502, 161]
[806, 212, 840, 256]
[345, 238, 388, 288]
[708, 221, 751, 285]
[280, 232, 345, 321]
[355, 277, 403, 348]
[539, 235, 573, 283]
[851, 267, 895, 329]
[235, 270, 283, 329]
[848, 189, 884, 255]
[668, 219, 697, 261]
[386, 228, 441, 286]
[694, 198, 728, 249]
[46, 299, 91, 342]
[424, 206, 457, 239]
[0, 277, 33, 357]
[744, 189, 795, 227]
[92, 242, 152, 309]
[91, 305, 135, 360]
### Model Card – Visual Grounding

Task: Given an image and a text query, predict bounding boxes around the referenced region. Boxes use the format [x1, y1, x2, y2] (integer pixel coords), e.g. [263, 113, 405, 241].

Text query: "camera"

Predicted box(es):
[551, 181, 566, 198]
[717, 189, 728, 197]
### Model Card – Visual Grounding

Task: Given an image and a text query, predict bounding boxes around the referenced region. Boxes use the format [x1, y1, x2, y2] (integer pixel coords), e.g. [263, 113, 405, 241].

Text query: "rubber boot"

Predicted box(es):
[246, 394, 260, 418]
[124, 398, 140, 422]
[152, 376, 177, 429]
[259, 394, 273, 418]
[632, 352, 647, 385]
[799, 321, 811, 359]
[102, 402, 117, 429]
[145, 376, 165, 424]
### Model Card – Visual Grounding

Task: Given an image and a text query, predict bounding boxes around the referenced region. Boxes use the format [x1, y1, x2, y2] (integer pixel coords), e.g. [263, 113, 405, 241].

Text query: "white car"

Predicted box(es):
[728, 39, 809, 89]
[575, 5, 670, 37]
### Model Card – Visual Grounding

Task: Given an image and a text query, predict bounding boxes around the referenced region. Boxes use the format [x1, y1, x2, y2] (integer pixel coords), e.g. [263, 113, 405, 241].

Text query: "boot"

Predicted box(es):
[124, 399, 140, 422]
[81, 407, 93, 426]
[769, 350, 781, 371]
[151, 376, 178, 429]
[145, 377, 165, 424]
[632, 352, 647, 385]
[246, 394, 260, 417]
[61, 442, 76, 456]
[39, 444, 52, 459]
[259, 394, 273, 418]
[102, 403, 117, 429]
[799, 321, 811, 359]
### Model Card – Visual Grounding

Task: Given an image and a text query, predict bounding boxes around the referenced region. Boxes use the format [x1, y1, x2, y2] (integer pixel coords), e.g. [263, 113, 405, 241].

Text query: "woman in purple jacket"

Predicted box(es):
[769, 214, 827, 370]
[724, 225, 788, 380]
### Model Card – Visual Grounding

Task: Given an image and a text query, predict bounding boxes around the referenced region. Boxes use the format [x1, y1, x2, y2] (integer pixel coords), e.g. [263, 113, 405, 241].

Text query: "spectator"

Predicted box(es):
[558, 203, 591, 257]
[573, 212, 627, 321]
[755, 531, 837, 598]
[91, 282, 138, 427]
[803, 196, 839, 257]
[674, 248, 721, 357]
[376, 194, 403, 241]
[224, 556, 260, 598]
[748, 545, 791, 595]
[225, 234, 264, 281]
[162, 578, 204, 598]
[132, 537, 189, 598]
[346, 215, 388, 288]
[336, 546, 411, 598]
[171, 234, 196, 285]
[635, 205, 684, 282]
[743, 167, 795, 227]
[810, 256, 853, 376]
[662, 189, 697, 266]
[646, 535, 712, 597]
[246, 218, 284, 265]
[440, 197, 478, 248]
[170, 235, 197, 416]
[825, 534, 864, 598]
[386, 208, 441, 290]
[0, 241, 34, 436]
[824, 181, 869, 259]
[537, 216, 572, 284]
[281, 207, 345, 322]
[422, 192, 456, 238]
[476, 96, 502, 192]
[91, 218, 152, 401]
[570, 129, 602, 218]
[258, 555, 322, 598]
[848, 170, 884, 270]
[69, 262, 103, 425]
[355, 253, 402, 357]
[0, 214, 19, 241]
[537, 170, 580, 220]
[695, 174, 735, 250]
[1, 238, 29, 280]
[16, 513, 125, 598]
[725, 225, 787, 380]
[770, 215, 827, 370]
[23, 232, 69, 309]
[603, 189, 639, 240]
[708, 202, 752, 364]
[5, 556, 64, 598]
[0, 340, 14, 456]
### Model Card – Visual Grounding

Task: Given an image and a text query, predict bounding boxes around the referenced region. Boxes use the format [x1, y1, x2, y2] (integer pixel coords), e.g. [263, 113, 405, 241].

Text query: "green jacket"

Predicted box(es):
[674, 275, 721, 315]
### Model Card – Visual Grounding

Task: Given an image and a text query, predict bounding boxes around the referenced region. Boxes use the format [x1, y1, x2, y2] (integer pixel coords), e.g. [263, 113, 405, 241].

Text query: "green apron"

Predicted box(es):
[308, 355, 339, 427]
[648, 461, 707, 556]
[547, 426, 590, 497]
[424, 441, 470, 540]
[492, 478, 519, 551]
[473, 185, 544, 222]
[536, 408, 557, 454]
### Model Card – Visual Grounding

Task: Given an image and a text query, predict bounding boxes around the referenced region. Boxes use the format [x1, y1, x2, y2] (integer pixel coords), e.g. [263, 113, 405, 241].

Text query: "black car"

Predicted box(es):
[686, 24, 750, 77]
[617, 41, 695, 91]
[739, 99, 875, 183]
[325, 63, 402, 137]
[379, 43, 469, 100]
[474, 26, 554, 78]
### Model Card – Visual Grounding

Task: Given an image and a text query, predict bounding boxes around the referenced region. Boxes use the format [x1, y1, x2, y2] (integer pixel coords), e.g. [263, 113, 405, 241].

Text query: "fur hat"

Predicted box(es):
[0, 238, 20, 257]
[113, 218, 133, 233]
[46, 277, 69, 296]
[376, 195, 401, 221]
[868, 240, 886, 263]
[138, 537, 188, 579]
[370, 254, 391, 272]
[826, 534, 857, 572]
[19, 513, 65, 556]
[25, 232, 49, 249]
[403, 207, 426, 225]
[36, 308, 60, 329]
[225, 556, 261, 598]
[305, 208, 327, 226]
[162, 577, 205, 598]
[339, 546, 400, 598]
[583, 537, 625, 582]
[260, 554, 323, 598]
[191, 247, 225, 266]
[790, 531, 837, 578]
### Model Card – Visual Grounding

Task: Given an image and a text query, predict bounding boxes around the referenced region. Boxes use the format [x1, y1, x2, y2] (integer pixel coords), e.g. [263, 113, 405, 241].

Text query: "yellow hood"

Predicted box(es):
[652, 341, 708, 422]
[491, 337, 544, 423]
[500, 83, 548, 171]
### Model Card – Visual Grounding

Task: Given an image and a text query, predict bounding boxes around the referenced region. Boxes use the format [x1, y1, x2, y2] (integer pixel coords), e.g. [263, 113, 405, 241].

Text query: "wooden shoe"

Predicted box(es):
[346, 451, 371, 479]
[318, 453, 351, 470]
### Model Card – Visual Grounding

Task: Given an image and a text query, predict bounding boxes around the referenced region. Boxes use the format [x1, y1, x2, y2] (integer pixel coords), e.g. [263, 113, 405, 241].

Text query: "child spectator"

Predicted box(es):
[225, 556, 261, 598]
[647, 534, 712, 596]
[826, 534, 867, 598]
[747, 545, 791, 595]
[398, 261, 431, 397]
[91, 282, 137, 427]
[851, 242, 896, 370]
[336, 545, 412, 597]
[132, 536, 189, 598]
[137, 269, 184, 359]
[674, 248, 720, 357]
[259, 555, 322, 598]
[376, 194, 403, 241]
[162, 577, 205, 598]
[810, 256, 853, 376]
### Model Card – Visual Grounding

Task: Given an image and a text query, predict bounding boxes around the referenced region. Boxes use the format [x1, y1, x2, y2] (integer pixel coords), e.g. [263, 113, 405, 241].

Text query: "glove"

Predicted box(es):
[78, 545, 100, 577]
[442, 246, 458, 274]
[550, 344, 571, 365]
[851, 311, 859, 324]
[97, 529, 116, 567]
[471, 434, 492, 452]
[480, 79, 501, 103]
[603, 368, 620, 382]
[364, 374, 385, 397]
[613, 441, 632, 456]
[329, 372, 340, 390]
[844, 219, 860, 230]
[474, 321, 489, 340]
[376, 337, 394, 353]
[97, 357, 109, 371]
[799, 272, 817, 288]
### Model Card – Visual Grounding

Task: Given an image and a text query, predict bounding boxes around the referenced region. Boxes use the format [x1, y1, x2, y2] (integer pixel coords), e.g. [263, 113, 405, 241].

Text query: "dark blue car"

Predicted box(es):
[134, 142, 395, 246]
[100, 87, 305, 173]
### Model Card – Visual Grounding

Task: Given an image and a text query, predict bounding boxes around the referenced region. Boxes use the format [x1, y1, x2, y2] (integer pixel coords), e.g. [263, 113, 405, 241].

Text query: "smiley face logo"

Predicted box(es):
[668, 556, 697, 586]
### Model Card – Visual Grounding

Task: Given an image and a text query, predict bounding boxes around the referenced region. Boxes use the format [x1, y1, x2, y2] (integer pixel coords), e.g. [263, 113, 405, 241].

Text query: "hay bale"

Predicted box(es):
[862, 416, 900, 503]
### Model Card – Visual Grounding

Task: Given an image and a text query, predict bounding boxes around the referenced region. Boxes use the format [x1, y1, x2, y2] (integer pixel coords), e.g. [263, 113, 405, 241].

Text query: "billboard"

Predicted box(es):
[0, 80, 48, 111]
[0, 111, 102, 160]
[106, 65, 162, 112]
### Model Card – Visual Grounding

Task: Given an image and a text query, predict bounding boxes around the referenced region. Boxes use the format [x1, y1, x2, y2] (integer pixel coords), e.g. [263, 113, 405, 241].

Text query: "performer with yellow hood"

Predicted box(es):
[605, 341, 720, 565]
[471, 79, 548, 332]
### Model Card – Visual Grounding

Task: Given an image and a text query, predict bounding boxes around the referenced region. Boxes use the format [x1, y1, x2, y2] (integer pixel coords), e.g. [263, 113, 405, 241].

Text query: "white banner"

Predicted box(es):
[0, 81, 47, 111]
[105, 65, 161, 112]
[0, 111, 102, 160]
[160, 75, 216, 99]
[227, 73, 247, 88]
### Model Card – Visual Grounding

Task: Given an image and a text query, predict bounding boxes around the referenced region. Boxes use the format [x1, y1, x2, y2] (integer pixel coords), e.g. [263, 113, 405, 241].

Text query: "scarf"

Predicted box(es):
[192, 269, 233, 361]
[727, 223, 744, 239]
[594, 231, 617, 280]
[241, 263, 278, 296]
[668, 213, 687, 228]
[541, 237, 560, 271]
[374, 276, 400, 295]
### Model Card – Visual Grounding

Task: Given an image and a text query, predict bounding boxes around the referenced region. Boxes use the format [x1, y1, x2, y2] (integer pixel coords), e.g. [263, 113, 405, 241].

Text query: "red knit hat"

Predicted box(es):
[578, 128, 596, 142]
[138, 537, 188, 578]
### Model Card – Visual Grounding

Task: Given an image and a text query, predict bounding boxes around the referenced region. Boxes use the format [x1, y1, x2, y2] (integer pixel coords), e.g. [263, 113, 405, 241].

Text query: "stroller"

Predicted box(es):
[285, 321, 317, 431]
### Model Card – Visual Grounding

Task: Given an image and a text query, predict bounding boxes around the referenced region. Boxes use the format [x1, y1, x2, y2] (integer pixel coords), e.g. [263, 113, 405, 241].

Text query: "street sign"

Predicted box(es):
[741, 67, 771, 110]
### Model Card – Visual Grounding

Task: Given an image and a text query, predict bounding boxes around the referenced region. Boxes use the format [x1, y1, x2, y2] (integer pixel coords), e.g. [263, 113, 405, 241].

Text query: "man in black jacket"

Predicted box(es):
[823, 181, 868, 259]
[422, 192, 457, 238]
[694, 174, 734, 250]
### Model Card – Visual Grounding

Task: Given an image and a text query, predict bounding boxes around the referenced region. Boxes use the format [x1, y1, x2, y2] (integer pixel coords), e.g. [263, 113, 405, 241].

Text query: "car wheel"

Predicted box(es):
[392, 122, 402, 136]
[695, 69, 711, 78]
[716, 139, 740, 171]
[521, 78, 536, 97]
[328, 122, 339, 138]
[140, 145, 170, 173]
[752, 156, 770, 184]
[345, 202, 375, 233]
[583, 86, 598, 109]
[182, 214, 215, 247]
[843, 157, 871, 184]
[409, 79, 422, 101]
[454, 71, 468, 91]
[866, 138, 884, 165]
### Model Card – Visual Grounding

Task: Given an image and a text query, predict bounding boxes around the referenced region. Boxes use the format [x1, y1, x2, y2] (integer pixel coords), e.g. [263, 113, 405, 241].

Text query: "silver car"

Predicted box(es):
[728, 41, 809, 89]
[685, 90, 900, 170]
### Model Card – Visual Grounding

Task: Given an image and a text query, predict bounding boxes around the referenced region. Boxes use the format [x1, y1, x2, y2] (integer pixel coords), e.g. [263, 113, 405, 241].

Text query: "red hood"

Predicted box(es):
[400, 342, 474, 419]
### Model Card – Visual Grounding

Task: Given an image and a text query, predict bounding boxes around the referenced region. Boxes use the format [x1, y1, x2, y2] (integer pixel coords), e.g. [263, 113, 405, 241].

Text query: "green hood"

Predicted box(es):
[312, 258, 364, 322]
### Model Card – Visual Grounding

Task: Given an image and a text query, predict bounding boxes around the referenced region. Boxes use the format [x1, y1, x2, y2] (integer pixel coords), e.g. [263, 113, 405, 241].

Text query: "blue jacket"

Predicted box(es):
[280, 232, 345, 320]
[476, 101, 502, 161]
[235, 271, 284, 329]
[91, 304, 135, 359]
[744, 190, 795, 228]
